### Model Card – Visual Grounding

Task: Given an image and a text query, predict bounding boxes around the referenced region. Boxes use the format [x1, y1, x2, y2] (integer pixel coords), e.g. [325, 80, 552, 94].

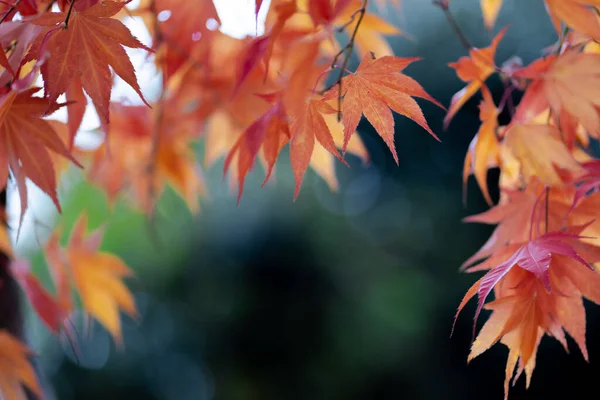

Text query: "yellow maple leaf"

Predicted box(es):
[50, 214, 138, 345]
[0, 331, 41, 400]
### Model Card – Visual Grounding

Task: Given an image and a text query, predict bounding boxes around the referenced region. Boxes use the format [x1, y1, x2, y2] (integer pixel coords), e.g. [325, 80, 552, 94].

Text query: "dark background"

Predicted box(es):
[27, 1, 600, 399]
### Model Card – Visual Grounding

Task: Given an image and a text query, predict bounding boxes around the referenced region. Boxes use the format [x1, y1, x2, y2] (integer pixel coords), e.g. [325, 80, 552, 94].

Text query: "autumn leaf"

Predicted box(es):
[290, 100, 346, 198]
[502, 124, 584, 186]
[461, 182, 585, 269]
[463, 86, 499, 205]
[445, 27, 506, 128]
[310, 111, 369, 191]
[481, 0, 503, 29]
[545, 0, 600, 42]
[513, 51, 600, 139]
[336, 0, 404, 57]
[455, 228, 600, 399]
[224, 100, 290, 203]
[25, 0, 151, 143]
[88, 102, 205, 214]
[471, 231, 593, 332]
[0, 88, 79, 230]
[135, 0, 220, 79]
[12, 259, 69, 335]
[324, 54, 442, 164]
[50, 214, 138, 345]
[0, 331, 41, 400]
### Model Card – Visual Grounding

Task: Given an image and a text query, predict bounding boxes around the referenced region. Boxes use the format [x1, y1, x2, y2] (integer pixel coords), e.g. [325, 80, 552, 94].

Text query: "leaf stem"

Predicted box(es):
[326, 0, 368, 121]
[64, 0, 76, 29]
[0, 0, 22, 25]
[433, 0, 471, 50]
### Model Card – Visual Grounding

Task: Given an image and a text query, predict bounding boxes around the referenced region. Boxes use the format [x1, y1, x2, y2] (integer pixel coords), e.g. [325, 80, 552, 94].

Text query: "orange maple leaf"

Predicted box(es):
[206, 107, 368, 195]
[461, 182, 589, 269]
[88, 102, 205, 214]
[290, 100, 346, 198]
[325, 54, 442, 164]
[513, 51, 600, 140]
[455, 228, 600, 399]
[0, 88, 79, 229]
[49, 214, 138, 345]
[502, 124, 584, 186]
[25, 0, 151, 143]
[335, 0, 404, 58]
[135, 0, 220, 79]
[545, 0, 600, 42]
[224, 99, 290, 202]
[463, 86, 500, 205]
[445, 27, 506, 128]
[0, 331, 41, 400]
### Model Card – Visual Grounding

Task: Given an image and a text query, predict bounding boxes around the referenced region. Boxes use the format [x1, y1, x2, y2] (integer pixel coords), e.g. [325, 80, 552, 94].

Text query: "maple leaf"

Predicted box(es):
[0, 88, 80, 230]
[12, 259, 69, 335]
[455, 228, 600, 399]
[336, 0, 404, 58]
[290, 100, 346, 198]
[49, 214, 138, 345]
[545, 0, 600, 42]
[481, 0, 503, 29]
[470, 231, 593, 332]
[513, 51, 600, 139]
[463, 86, 499, 205]
[324, 54, 442, 164]
[206, 106, 368, 195]
[25, 0, 151, 143]
[461, 182, 589, 269]
[88, 102, 205, 214]
[570, 160, 600, 207]
[136, 0, 220, 79]
[0, 331, 41, 400]
[445, 28, 506, 128]
[224, 99, 290, 203]
[502, 124, 584, 186]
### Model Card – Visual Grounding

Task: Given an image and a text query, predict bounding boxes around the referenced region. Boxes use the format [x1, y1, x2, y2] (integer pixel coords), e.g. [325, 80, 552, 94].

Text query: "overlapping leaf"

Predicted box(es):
[513, 51, 600, 140]
[325, 54, 442, 164]
[0, 88, 79, 229]
[0, 331, 41, 400]
[48, 214, 137, 344]
[445, 28, 506, 128]
[463, 86, 499, 204]
[25, 0, 151, 143]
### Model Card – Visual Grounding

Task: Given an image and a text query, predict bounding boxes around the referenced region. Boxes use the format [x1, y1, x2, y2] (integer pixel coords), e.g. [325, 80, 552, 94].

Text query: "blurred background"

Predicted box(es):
[12, 0, 600, 399]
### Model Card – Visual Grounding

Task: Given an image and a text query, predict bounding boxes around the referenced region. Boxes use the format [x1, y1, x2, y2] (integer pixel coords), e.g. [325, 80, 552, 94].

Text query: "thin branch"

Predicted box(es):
[325, 0, 368, 121]
[433, 0, 471, 50]
[0, 0, 22, 25]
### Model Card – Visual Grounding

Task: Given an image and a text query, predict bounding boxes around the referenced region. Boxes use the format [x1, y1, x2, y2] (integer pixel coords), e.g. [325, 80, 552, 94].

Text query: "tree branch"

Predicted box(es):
[327, 0, 368, 121]
[433, 0, 471, 50]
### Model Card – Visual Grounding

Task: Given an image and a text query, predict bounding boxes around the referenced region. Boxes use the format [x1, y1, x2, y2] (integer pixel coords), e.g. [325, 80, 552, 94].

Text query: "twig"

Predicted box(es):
[433, 0, 471, 50]
[326, 0, 368, 121]
[0, 0, 22, 25]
